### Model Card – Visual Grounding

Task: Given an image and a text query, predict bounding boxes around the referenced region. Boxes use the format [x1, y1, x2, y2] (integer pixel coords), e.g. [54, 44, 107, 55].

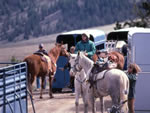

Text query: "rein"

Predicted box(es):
[76, 76, 86, 84]
[49, 55, 57, 67]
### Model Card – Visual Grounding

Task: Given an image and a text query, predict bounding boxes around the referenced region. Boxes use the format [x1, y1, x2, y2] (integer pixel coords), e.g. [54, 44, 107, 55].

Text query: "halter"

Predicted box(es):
[73, 58, 82, 73]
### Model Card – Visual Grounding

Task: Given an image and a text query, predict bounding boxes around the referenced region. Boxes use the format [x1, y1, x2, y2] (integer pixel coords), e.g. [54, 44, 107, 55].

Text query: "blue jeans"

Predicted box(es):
[36, 77, 46, 89]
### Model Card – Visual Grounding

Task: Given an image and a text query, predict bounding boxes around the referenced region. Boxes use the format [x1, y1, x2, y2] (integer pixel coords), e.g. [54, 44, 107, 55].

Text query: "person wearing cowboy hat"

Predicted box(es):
[75, 33, 96, 59]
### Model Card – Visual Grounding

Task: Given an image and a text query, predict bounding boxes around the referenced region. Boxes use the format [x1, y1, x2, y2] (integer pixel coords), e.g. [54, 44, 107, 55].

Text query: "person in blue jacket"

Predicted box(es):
[127, 63, 141, 113]
[75, 33, 96, 59]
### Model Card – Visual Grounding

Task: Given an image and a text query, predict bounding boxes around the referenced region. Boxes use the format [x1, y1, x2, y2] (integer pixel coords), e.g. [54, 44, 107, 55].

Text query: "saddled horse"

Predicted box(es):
[69, 53, 91, 113]
[24, 43, 68, 99]
[72, 52, 129, 113]
[92, 51, 125, 70]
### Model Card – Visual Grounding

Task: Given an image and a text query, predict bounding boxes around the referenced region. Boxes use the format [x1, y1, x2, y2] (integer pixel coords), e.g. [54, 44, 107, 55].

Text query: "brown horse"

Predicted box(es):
[92, 51, 125, 70]
[24, 43, 68, 99]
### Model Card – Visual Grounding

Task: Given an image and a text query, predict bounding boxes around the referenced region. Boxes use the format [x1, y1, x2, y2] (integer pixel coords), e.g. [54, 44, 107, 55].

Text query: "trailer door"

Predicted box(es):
[131, 33, 150, 111]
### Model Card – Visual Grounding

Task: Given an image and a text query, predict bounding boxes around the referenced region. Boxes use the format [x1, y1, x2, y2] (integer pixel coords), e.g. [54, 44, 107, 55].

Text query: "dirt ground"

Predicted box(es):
[28, 88, 112, 113]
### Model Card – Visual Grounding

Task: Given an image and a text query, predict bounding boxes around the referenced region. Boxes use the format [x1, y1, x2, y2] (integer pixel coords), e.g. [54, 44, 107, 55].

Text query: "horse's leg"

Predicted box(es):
[27, 73, 32, 94]
[75, 80, 80, 113]
[100, 97, 104, 113]
[49, 73, 54, 98]
[89, 88, 96, 113]
[28, 73, 35, 99]
[91, 96, 96, 113]
[110, 94, 120, 107]
[75, 92, 79, 113]
[40, 76, 45, 99]
[82, 90, 88, 113]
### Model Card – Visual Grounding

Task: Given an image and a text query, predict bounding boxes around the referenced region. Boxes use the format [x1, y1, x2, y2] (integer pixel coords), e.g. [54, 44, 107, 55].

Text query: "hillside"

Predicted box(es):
[0, 0, 136, 42]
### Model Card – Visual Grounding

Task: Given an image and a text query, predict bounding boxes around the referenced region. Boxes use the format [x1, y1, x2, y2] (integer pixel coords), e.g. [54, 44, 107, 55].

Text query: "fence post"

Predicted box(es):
[3, 70, 6, 113]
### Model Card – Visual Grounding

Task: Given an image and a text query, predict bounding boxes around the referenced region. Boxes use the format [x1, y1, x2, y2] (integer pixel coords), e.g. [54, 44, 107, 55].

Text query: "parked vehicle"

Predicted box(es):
[52, 29, 106, 92]
[107, 27, 150, 111]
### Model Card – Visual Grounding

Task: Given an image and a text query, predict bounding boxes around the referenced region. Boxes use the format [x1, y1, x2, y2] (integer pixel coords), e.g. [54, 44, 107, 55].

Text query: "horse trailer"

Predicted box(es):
[52, 29, 106, 92]
[107, 28, 150, 111]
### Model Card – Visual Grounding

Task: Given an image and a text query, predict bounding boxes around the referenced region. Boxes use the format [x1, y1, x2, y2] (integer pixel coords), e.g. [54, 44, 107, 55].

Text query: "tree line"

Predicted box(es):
[0, 0, 149, 42]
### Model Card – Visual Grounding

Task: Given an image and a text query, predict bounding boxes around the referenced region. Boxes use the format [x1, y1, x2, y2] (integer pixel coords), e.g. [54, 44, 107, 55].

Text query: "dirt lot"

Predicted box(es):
[28, 89, 112, 113]
[28, 89, 150, 113]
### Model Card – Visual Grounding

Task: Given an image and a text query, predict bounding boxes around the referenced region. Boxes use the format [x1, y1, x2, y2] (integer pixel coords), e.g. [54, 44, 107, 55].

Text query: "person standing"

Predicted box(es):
[75, 33, 96, 59]
[62, 46, 75, 92]
[122, 44, 128, 70]
[127, 63, 141, 113]
[36, 43, 47, 90]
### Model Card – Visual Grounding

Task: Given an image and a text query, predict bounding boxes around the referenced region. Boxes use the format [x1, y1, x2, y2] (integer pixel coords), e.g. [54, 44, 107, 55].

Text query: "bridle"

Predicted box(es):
[73, 57, 82, 72]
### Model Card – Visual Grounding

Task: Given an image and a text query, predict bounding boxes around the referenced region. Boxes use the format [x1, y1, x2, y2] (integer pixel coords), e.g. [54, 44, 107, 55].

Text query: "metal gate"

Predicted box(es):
[0, 62, 28, 113]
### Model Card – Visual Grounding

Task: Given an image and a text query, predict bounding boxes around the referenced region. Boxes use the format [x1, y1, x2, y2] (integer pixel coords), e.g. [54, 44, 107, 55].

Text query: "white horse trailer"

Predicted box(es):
[107, 28, 150, 112]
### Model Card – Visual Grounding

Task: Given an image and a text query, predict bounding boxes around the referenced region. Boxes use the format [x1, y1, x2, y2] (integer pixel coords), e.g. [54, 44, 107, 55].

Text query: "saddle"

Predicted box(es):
[34, 52, 48, 62]
[34, 52, 52, 72]
[88, 60, 117, 88]
[91, 62, 108, 74]
[34, 52, 44, 56]
[89, 62, 108, 88]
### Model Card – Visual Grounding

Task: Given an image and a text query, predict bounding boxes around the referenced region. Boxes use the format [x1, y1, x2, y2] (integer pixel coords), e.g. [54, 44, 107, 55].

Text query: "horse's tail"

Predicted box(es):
[23, 57, 35, 82]
[24, 57, 32, 73]
[119, 72, 129, 112]
[23, 57, 34, 93]
[120, 77, 128, 100]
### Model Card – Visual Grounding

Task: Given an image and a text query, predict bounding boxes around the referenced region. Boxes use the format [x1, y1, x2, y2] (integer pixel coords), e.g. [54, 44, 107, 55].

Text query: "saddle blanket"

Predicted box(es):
[93, 70, 107, 81]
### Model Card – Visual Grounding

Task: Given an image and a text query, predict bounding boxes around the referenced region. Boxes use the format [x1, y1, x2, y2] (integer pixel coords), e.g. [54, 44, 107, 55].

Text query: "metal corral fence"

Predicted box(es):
[0, 62, 35, 113]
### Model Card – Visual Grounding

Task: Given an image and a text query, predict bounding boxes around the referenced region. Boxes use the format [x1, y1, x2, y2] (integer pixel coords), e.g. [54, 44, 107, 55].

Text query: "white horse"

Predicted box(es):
[69, 53, 91, 113]
[71, 52, 129, 113]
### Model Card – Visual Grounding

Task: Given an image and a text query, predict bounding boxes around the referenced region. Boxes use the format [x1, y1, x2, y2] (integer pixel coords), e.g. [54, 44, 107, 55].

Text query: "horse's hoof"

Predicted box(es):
[32, 97, 34, 100]
[50, 95, 54, 99]
[40, 96, 43, 99]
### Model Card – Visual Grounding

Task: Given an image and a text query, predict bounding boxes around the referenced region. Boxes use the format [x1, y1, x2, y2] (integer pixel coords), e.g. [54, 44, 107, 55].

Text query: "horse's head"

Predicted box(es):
[108, 54, 119, 63]
[68, 53, 79, 76]
[48, 43, 69, 74]
[49, 43, 69, 57]
[108, 51, 125, 70]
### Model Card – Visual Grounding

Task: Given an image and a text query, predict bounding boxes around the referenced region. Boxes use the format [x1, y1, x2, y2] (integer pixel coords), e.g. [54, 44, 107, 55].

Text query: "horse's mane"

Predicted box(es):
[48, 44, 62, 62]
[79, 52, 94, 70]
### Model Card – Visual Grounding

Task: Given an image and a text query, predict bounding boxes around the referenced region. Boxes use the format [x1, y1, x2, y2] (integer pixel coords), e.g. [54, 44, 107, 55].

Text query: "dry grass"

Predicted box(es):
[0, 33, 58, 65]
[0, 23, 116, 67]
